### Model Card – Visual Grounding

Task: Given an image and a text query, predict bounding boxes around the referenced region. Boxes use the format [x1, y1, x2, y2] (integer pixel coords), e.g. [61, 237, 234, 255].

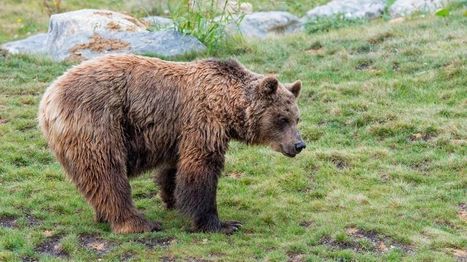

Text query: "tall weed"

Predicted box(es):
[169, 0, 245, 53]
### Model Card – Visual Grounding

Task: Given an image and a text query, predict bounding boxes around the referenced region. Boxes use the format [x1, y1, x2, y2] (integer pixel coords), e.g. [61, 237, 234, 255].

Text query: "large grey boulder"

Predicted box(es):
[1, 9, 207, 61]
[1, 33, 48, 55]
[47, 9, 147, 61]
[68, 31, 206, 60]
[303, 0, 385, 21]
[230, 11, 303, 38]
[390, 0, 452, 17]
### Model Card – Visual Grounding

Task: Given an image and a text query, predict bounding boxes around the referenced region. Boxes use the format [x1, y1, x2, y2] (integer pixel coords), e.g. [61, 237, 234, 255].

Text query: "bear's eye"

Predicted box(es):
[277, 117, 289, 126]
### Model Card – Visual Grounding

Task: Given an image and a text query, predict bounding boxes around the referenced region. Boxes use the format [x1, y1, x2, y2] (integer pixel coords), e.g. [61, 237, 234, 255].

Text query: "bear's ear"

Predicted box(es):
[287, 80, 302, 98]
[258, 76, 279, 96]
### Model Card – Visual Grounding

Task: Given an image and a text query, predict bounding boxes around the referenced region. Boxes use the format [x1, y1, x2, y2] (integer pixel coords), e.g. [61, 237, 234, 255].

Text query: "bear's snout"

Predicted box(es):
[294, 141, 306, 153]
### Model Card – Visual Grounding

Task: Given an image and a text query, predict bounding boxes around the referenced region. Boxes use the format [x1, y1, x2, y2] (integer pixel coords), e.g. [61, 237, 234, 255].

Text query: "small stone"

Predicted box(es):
[390, 0, 452, 17]
[302, 0, 385, 21]
[43, 230, 54, 237]
[88, 241, 106, 251]
[377, 241, 389, 252]
[228, 11, 303, 38]
[346, 227, 359, 235]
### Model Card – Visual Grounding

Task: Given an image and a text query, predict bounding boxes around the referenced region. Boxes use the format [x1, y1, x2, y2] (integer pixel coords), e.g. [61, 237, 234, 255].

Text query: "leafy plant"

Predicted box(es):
[382, 0, 397, 19]
[169, 0, 244, 53]
[435, 8, 450, 17]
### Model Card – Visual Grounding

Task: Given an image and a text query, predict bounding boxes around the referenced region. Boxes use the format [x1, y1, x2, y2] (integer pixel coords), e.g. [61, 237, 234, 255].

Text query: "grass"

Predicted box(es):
[1, 1, 467, 262]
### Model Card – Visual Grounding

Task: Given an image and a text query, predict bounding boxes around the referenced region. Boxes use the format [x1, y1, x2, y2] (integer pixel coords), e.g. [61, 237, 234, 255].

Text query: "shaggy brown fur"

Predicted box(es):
[38, 54, 305, 234]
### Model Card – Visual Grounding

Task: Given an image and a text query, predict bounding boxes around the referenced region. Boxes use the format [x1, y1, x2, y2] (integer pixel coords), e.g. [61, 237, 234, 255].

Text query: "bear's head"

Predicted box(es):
[249, 76, 305, 157]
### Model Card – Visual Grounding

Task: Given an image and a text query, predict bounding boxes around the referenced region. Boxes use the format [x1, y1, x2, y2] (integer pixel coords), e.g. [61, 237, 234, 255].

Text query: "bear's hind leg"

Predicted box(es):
[80, 166, 161, 233]
[59, 140, 161, 234]
[155, 167, 177, 209]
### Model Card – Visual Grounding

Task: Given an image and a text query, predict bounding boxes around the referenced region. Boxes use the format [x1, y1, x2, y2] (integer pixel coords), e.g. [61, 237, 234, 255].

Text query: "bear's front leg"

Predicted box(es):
[174, 153, 241, 234]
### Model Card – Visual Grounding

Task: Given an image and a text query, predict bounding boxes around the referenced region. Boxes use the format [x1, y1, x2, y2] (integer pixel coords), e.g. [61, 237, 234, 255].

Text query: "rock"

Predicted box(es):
[67, 31, 206, 61]
[1, 33, 48, 55]
[142, 16, 174, 29]
[47, 9, 147, 61]
[390, 0, 452, 17]
[2, 9, 206, 61]
[302, 0, 385, 21]
[230, 11, 303, 38]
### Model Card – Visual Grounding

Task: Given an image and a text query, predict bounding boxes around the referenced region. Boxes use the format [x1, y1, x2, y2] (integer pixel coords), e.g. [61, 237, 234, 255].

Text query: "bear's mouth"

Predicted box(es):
[278, 144, 297, 158]
[282, 151, 296, 158]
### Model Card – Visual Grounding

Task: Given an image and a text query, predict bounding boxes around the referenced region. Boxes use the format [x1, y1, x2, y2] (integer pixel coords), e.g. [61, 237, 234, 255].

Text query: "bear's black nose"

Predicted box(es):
[294, 142, 306, 152]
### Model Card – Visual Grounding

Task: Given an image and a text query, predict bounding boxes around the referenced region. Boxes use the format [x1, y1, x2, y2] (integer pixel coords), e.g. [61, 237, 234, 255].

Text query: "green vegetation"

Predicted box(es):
[168, 0, 243, 53]
[1, 1, 466, 261]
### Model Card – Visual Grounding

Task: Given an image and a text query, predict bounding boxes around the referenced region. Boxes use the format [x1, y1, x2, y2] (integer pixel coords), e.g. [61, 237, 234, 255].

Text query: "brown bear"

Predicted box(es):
[38, 54, 305, 234]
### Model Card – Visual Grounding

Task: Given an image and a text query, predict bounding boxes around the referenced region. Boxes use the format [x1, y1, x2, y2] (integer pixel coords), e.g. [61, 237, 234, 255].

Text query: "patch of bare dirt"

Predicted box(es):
[228, 172, 245, 179]
[346, 227, 412, 254]
[161, 256, 176, 262]
[120, 252, 135, 261]
[79, 234, 114, 255]
[331, 158, 349, 170]
[379, 172, 390, 182]
[25, 214, 41, 227]
[320, 228, 413, 254]
[135, 236, 174, 249]
[299, 220, 314, 228]
[0, 216, 16, 228]
[320, 235, 364, 252]
[410, 159, 431, 173]
[459, 203, 467, 222]
[368, 32, 394, 45]
[0, 214, 40, 228]
[187, 258, 209, 262]
[35, 235, 68, 258]
[287, 252, 305, 262]
[21, 256, 37, 262]
[68, 34, 130, 61]
[356, 61, 373, 70]
[409, 132, 434, 142]
[306, 48, 325, 56]
[445, 248, 467, 261]
[306, 41, 325, 56]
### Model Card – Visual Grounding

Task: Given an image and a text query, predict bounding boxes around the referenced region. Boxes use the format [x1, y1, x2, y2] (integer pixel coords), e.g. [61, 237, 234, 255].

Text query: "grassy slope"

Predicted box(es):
[1, 3, 467, 262]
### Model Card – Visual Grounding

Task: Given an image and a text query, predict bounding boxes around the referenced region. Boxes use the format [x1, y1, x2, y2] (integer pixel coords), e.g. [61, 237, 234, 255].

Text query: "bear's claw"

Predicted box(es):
[221, 220, 242, 234]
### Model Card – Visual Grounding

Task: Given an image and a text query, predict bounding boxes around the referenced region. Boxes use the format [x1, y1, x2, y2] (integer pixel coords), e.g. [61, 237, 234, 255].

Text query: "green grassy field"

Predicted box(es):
[1, 1, 466, 261]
